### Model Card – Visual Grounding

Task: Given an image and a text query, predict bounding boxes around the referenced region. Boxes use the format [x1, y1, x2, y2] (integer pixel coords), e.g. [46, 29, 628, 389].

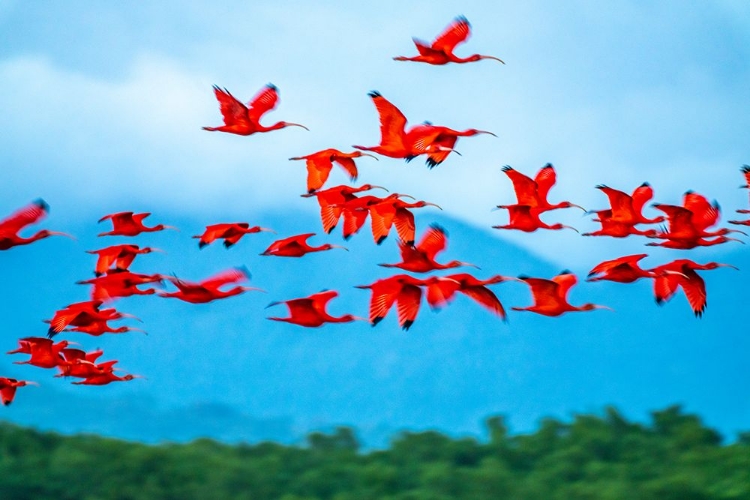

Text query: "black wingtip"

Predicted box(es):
[34, 198, 50, 212]
[372, 316, 383, 326]
[367, 90, 381, 98]
[223, 241, 234, 249]
[266, 83, 278, 91]
[501, 165, 513, 172]
[402, 320, 414, 331]
[428, 223, 446, 235]
[198, 242, 207, 249]
[542, 163, 554, 169]
[741, 165, 750, 174]
[560, 269, 573, 275]
[377, 236, 387, 245]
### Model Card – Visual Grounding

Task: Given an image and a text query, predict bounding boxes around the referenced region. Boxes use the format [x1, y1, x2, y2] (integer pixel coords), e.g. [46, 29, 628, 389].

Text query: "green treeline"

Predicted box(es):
[1, 405, 749, 500]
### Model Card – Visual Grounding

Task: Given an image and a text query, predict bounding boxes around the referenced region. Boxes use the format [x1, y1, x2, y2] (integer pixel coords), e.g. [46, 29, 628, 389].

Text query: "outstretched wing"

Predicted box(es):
[368, 91, 407, 151]
[534, 164, 557, 206]
[416, 224, 448, 260]
[588, 254, 648, 277]
[211, 86, 250, 127]
[200, 267, 250, 290]
[431, 16, 471, 53]
[0, 199, 49, 235]
[247, 84, 279, 123]
[501, 166, 539, 206]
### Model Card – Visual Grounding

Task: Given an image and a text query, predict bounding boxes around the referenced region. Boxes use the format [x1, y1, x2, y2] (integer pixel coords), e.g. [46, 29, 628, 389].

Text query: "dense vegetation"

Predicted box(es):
[1, 405, 749, 499]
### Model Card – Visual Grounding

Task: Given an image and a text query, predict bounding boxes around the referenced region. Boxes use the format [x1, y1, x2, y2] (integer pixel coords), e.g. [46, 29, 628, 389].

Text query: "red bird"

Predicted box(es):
[424, 273, 510, 320]
[261, 233, 347, 257]
[493, 204, 579, 233]
[353, 91, 457, 161]
[45, 300, 139, 337]
[501, 165, 585, 213]
[62, 320, 146, 337]
[587, 254, 658, 283]
[0, 199, 73, 250]
[289, 149, 378, 193]
[266, 290, 365, 327]
[77, 271, 165, 302]
[301, 184, 388, 235]
[583, 210, 658, 238]
[512, 272, 611, 316]
[193, 223, 274, 249]
[368, 196, 442, 245]
[159, 267, 262, 304]
[650, 259, 737, 317]
[8, 337, 74, 369]
[592, 183, 663, 225]
[87, 244, 164, 276]
[72, 370, 142, 385]
[98, 212, 177, 237]
[57, 348, 105, 378]
[378, 224, 478, 273]
[332, 193, 413, 241]
[0, 378, 38, 406]
[405, 123, 495, 168]
[202, 84, 308, 136]
[393, 16, 505, 65]
[355, 274, 429, 330]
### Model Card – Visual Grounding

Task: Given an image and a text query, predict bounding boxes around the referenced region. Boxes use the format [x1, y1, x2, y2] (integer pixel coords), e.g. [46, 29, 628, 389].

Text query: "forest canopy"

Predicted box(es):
[1, 405, 748, 500]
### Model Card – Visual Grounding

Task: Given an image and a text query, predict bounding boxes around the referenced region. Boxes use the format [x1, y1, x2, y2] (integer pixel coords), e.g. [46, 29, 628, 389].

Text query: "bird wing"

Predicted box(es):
[396, 284, 423, 330]
[431, 16, 471, 53]
[0, 199, 49, 236]
[320, 205, 343, 234]
[416, 224, 447, 260]
[393, 208, 416, 245]
[680, 269, 707, 317]
[425, 278, 461, 309]
[520, 277, 561, 308]
[61, 348, 86, 362]
[211, 86, 250, 127]
[98, 211, 133, 224]
[0, 384, 17, 405]
[501, 167, 539, 206]
[405, 124, 444, 155]
[653, 204, 697, 238]
[534, 164, 557, 206]
[332, 157, 359, 181]
[306, 156, 334, 193]
[115, 253, 137, 271]
[552, 272, 578, 301]
[342, 208, 369, 240]
[424, 133, 457, 168]
[200, 267, 250, 290]
[366, 280, 400, 325]
[588, 254, 648, 277]
[309, 290, 339, 315]
[199, 224, 233, 245]
[683, 192, 719, 232]
[411, 37, 442, 56]
[596, 185, 633, 221]
[460, 285, 507, 320]
[630, 183, 654, 216]
[369, 92, 407, 151]
[246, 84, 279, 123]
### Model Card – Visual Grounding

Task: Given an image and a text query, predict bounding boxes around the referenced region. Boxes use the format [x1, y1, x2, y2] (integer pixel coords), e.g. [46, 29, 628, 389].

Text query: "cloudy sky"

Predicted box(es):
[1, 1, 748, 266]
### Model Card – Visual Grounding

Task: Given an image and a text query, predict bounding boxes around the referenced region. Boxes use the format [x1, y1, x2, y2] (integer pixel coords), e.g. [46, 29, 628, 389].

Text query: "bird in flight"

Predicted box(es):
[0, 199, 73, 250]
[260, 233, 348, 257]
[203, 84, 308, 136]
[393, 16, 505, 65]
[512, 271, 611, 316]
[649, 259, 737, 317]
[266, 290, 365, 327]
[98, 212, 177, 237]
[87, 244, 164, 276]
[501, 164, 585, 213]
[159, 267, 263, 304]
[424, 273, 510, 321]
[493, 204, 579, 233]
[289, 149, 378, 193]
[0, 378, 38, 406]
[193, 223, 274, 249]
[355, 274, 432, 330]
[378, 224, 478, 273]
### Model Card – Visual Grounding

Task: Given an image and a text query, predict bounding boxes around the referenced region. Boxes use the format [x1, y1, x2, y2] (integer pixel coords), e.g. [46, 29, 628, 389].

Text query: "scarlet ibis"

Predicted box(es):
[393, 16, 504, 65]
[45, 300, 139, 337]
[0, 199, 73, 250]
[202, 84, 308, 136]
[512, 272, 611, 316]
[424, 273, 510, 320]
[331, 193, 413, 241]
[87, 244, 164, 276]
[353, 91, 457, 161]
[492, 204, 579, 233]
[650, 259, 737, 317]
[355, 274, 429, 330]
[648, 199, 744, 248]
[57, 348, 105, 378]
[193, 223, 274, 249]
[98, 212, 177, 237]
[378, 224, 478, 273]
[405, 123, 495, 168]
[501, 165, 585, 213]
[592, 183, 663, 225]
[159, 267, 262, 304]
[261, 233, 347, 257]
[368, 197, 442, 245]
[301, 184, 388, 234]
[72, 371, 142, 385]
[9, 337, 74, 369]
[0, 378, 38, 406]
[77, 271, 165, 302]
[289, 149, 378, 193]
[582, 210, 658, 238]
[266, 290, 365, 327]
[587, 254, 657, 283]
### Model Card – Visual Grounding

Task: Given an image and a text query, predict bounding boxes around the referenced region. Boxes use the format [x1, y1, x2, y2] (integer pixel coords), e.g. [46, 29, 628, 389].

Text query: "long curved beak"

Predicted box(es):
[726, 229, 748, 236]
[563, 225, 580, 233]
[259, 227, 276, 233]
[128, 328, 149, 335]
[570, 204, 587, 212]
[476, 130, 497, 137]
[395, 193, 415, 200]
[464, 263, 481, 269]
[287, 123, 309, 131]
[426, 202, 443, 210]
[163, 225, 180, 232]
[241, 286, 267, 293]
[331, 245, 349, 251]
[595, 305, 614, 311]
[149, 248, 167, 253]
[369, 185, 389, 192]
[436, 146, 461, 156]
[717, 264, 740, 270]
[352, 316, 369, 322]
[120, 313, 143, 322]
[727, 238, 745, 244]
[50, 231, 76, 240]
[482, 55, 506, 64]
[360, 153, 379, 160]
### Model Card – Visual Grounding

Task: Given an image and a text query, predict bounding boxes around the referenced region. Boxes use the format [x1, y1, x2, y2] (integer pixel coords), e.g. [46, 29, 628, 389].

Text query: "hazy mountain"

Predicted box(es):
[1, 208, 748, 446]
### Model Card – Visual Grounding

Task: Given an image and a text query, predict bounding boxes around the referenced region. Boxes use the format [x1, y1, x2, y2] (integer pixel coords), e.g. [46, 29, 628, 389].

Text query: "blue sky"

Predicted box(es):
[1, 1, 749, 441]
